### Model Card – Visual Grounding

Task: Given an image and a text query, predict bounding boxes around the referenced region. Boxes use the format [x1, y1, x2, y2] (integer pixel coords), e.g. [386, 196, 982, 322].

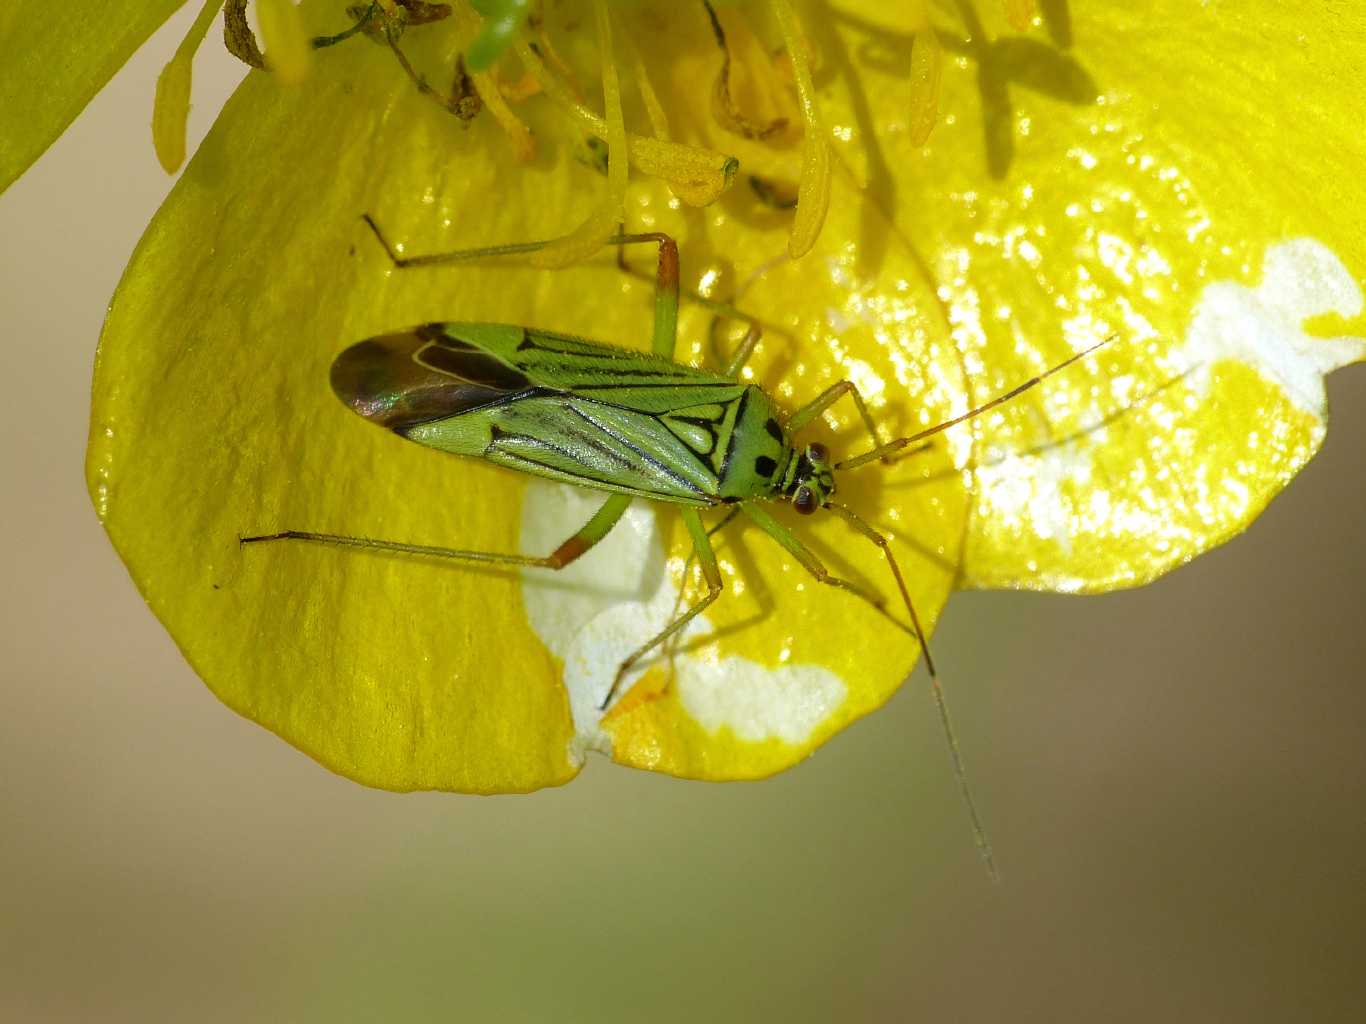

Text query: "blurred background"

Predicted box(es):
[3, 8, 1364, 1021]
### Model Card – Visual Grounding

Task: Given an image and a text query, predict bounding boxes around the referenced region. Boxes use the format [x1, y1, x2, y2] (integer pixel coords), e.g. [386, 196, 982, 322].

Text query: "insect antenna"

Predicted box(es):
[827, 502, 999, 882]
[836, 334, 1118, 472]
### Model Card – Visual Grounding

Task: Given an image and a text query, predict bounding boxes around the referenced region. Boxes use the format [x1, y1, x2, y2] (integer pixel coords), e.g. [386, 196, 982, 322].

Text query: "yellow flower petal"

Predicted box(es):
[87, 1, 1365, 791]
[1004, 0, 1035, 34]
[0, 0, 189, 191]
[862, 2, 1366, 591]
[87, 4, 960, 791]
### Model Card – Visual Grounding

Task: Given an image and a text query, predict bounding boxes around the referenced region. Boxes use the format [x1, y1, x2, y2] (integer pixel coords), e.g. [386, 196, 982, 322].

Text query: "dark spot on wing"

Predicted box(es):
[765, 417, 784, 442]
[755, 455, 778, 478]
[332, 328, 532, 432]
[416, 335, 531, 391]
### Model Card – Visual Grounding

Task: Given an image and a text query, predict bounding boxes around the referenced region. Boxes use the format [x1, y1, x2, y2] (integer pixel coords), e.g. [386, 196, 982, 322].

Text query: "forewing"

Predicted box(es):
[330, 325, 536, 433]
[400, 393, 718, 504]
[493, 327, 748, 415]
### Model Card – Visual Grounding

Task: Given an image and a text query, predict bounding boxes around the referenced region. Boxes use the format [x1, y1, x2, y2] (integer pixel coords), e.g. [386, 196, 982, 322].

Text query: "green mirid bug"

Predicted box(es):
[243, 216, 1105, 873]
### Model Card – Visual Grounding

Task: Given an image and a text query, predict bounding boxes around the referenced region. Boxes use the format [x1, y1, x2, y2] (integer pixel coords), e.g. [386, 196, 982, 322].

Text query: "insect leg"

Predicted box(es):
[664, 506, 742, 660]
[636, 231, 680, 360]
[240, 493, 632, 572]
[601, 507, 723, 710]
[674, 508, 741, 597]
[720, 322, 763, 378]
[784, 380, 888, 459]
[737, 503, 890, 615]
[361, 216, 680, 358]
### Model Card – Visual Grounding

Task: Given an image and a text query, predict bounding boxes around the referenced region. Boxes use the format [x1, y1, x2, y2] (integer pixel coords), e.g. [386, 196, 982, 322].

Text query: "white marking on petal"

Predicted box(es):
[673, 653, 845, 744]
[518, 482, 846, 763]
[1174, 238, 1366, 418]
[973, 441, 1094, 557]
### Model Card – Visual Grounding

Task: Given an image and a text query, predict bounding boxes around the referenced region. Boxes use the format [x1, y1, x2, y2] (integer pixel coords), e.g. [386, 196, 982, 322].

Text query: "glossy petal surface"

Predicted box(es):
[88, 5, 958, 790]
[820, 1, 1366, 591]
[88, 1, 1365, 790]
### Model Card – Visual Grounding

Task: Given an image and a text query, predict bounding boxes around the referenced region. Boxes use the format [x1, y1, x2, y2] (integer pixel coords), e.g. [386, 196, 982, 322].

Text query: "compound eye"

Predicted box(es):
[806, 442, 829, 466]
[793, 486, 817, 515]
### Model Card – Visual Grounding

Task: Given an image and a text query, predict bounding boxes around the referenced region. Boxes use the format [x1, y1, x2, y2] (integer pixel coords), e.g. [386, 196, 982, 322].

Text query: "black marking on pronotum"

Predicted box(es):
[765, 417, 784, 443]
[755, 455, 778, 478]
[716, 387, 753, 484]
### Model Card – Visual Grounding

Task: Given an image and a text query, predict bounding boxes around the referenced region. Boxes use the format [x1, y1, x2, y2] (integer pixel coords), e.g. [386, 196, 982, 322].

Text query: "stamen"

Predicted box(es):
[620, 22, 671, 142]
[257, 0, 313, 85]
[530, 0, 626, 268]
[452, 1, 534, 159]
[907, 4, 943, 146]
[224, 0, 265, 67]
[1005, 0, 1035, 32]
[619, 25, 736, 209]
[153, 0, 226, 173]
[532, 22, 585, 103]
[448, 56, 482, 121]
[496, 68, 543, 103]
[598, 5, 630, 221]
[514, 35, 738, 207]
[703, 1, 787, 141]
[769, 0, 831, 258]
[399, 2, 455, 26]
[383, 32, 462, 115]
